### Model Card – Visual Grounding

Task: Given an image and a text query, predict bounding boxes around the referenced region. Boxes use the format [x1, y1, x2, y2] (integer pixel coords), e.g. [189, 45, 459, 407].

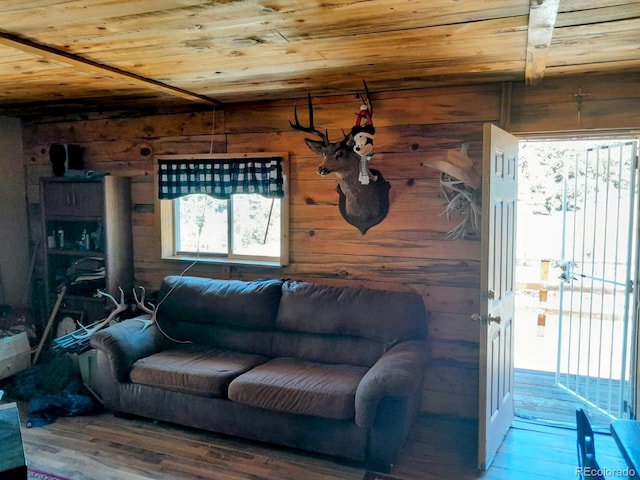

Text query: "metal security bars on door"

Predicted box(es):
[556, 141, 639, 419]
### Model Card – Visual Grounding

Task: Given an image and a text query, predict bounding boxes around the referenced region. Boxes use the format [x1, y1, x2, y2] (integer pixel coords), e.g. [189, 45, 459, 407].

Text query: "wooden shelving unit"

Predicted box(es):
[40, 176, 134, 323]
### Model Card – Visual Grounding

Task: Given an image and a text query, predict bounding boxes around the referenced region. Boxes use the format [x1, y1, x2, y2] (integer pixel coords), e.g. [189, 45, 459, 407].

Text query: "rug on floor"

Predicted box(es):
[28, 468, 72, 480]
[362, 472, 404, 480]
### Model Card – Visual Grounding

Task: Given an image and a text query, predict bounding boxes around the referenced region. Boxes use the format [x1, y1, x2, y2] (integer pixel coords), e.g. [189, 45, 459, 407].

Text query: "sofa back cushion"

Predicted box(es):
[155, 276, 283, 356]
[273, 281, 428, 366]
[272, 331, 385, 367]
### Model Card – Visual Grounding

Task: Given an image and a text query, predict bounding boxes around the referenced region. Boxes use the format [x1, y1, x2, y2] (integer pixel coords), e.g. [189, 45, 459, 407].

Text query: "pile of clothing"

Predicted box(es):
[65, 257, 105, 294]
[0, 353, 102, 427]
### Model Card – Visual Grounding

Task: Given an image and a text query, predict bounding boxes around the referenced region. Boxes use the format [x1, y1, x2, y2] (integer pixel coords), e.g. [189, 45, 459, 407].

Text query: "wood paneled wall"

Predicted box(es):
[20, 73, 640, 419]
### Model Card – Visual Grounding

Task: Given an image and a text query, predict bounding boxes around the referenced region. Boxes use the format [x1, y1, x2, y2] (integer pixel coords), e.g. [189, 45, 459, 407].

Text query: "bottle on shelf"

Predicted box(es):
[81, 229, 90, 250]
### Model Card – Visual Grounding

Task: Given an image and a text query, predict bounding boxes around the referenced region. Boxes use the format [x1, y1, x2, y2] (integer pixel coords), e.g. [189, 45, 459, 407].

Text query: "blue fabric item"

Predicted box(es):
[26, 379, 100, 428]
[0, 353, 102, 428]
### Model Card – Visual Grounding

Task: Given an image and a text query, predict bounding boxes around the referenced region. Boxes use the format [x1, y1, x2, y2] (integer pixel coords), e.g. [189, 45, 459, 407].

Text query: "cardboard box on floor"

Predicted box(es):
[0, 332, 31, 381]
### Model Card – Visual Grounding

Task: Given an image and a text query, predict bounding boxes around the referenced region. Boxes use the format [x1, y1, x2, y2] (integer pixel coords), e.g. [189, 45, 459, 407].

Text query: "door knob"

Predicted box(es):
[471, 314, 501, 324]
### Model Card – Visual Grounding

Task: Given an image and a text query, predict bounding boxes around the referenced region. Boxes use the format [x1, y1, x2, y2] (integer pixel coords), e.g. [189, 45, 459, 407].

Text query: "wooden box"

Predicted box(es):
[77, 349, 100, 399]
[0, 332, 31, 381]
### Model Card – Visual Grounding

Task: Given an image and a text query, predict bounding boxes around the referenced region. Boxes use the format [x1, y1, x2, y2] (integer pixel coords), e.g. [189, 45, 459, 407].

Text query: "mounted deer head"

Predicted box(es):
[290, 82, 390, 234]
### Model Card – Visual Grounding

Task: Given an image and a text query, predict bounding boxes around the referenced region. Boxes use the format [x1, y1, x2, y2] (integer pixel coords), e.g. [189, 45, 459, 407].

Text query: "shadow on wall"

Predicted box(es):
[0, 117, 29, 308]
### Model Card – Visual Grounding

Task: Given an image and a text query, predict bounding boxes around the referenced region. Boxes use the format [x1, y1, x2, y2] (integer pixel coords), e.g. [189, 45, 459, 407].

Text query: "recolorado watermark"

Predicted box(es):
[576, 467, 636, 477]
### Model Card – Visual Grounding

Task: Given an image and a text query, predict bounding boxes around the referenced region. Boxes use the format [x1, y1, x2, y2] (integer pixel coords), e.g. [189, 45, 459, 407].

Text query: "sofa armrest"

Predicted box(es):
[355, 340, 429, 428]
[90, 318, 169, 382]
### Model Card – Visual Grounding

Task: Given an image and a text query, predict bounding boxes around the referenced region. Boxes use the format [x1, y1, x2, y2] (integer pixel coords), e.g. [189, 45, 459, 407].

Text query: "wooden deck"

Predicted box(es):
[515, 368, 617, 432]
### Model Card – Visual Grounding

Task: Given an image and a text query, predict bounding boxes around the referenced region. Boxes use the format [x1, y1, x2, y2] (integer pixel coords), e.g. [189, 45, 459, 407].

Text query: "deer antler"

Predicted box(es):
[89, 287, 128, 329]
[52, 287, 128, 354]
[358, 80, 373, 118]
[133, 286, 156, 332]
[290, 92, 330, 144]
[97, 286, 125, 309]
[133, 286, 155, 315]
[438, 174, 481, 240]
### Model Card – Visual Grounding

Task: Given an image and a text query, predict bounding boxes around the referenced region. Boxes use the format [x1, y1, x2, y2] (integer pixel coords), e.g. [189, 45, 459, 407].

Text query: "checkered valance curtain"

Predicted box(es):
[158, 157, 284, 200]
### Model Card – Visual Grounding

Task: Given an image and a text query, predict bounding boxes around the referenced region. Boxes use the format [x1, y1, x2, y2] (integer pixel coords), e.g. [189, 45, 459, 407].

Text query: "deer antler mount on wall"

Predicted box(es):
[290, 81, 390, 234]
[423, 144, 482, 240]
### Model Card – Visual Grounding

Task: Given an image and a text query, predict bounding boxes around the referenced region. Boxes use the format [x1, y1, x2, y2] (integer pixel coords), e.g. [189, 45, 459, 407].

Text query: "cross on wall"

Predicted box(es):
[571, 87, 591, 126]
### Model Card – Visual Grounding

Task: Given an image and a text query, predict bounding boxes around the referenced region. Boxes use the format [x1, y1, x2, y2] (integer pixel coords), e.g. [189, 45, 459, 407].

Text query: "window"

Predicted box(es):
[157, 153, 289, 266]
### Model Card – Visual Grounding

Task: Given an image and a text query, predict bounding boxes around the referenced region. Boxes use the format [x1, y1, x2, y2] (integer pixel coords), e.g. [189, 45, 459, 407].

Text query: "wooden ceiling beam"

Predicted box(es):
[524, 0, 560, 86]
[0, 30, 222, 106]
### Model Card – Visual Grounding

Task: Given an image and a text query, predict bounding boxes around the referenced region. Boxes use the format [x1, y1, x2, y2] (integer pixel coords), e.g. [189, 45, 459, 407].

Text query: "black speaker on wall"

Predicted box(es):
[49, 144, 84, 177]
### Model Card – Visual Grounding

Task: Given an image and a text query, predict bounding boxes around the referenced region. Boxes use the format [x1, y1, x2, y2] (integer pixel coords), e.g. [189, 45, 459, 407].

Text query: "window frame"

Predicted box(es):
[156, 153, 289, 267]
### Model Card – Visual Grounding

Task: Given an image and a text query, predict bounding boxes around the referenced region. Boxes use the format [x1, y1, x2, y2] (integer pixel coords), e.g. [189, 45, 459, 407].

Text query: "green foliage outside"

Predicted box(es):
[519, 140, 635, 215]
[176, 193, 280, 258]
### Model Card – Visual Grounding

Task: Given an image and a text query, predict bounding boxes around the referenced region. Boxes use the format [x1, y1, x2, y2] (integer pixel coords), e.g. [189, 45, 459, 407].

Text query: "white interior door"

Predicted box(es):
[478, 123, 519, 470]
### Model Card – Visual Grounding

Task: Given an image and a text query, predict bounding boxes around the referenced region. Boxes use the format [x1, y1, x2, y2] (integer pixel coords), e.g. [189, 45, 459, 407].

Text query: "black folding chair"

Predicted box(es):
[576, 408, 605, 479]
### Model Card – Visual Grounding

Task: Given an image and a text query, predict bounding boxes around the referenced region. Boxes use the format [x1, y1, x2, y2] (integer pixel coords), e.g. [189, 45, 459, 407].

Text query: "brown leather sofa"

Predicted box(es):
[90, 275, 429, 469]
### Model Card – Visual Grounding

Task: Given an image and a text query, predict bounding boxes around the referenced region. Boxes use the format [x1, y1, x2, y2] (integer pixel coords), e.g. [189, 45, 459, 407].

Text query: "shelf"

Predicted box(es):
[45, 215, 103, 222]
[46, 249, 104, 257]
[49, 292, 106, 302]
[41, 176, 134, 324]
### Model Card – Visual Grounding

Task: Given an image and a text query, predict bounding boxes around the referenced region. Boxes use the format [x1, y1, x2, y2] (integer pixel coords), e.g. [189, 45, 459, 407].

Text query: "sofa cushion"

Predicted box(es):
[271, 331, 385, 367]
[275, 280, 428, 344]
[129, 345, 269, 398]
[157, 276, 283, 331]
[153, 276, 283, 356]
[228, 357, 368, 420]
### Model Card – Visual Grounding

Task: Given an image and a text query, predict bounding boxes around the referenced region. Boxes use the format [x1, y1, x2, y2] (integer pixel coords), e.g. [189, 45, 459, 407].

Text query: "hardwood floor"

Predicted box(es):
[485, 420, 627, 480]
[15, 404, 629, 480]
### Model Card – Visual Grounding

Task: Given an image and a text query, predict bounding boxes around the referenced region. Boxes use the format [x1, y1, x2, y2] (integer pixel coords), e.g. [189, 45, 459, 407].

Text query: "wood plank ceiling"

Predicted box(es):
[0, 0, 639, 116]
